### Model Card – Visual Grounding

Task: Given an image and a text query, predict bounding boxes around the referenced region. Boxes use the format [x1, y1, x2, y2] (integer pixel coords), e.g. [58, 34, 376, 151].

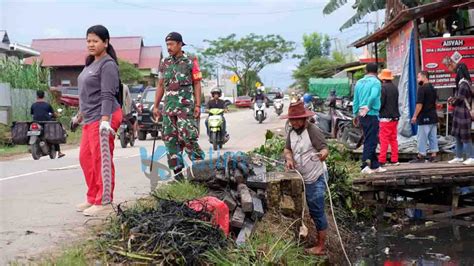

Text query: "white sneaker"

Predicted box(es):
[373, 167, 387, 173]
[83, 204, 113, 217]
[361, 166, 374, 174]
[448, 157, 464, 164]
[463, 158, 474, 165]
[76, 202, 92, 212]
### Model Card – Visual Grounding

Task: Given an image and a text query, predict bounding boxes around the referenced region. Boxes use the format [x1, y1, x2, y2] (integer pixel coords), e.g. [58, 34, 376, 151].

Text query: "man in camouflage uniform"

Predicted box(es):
[153, 32, 205, 179]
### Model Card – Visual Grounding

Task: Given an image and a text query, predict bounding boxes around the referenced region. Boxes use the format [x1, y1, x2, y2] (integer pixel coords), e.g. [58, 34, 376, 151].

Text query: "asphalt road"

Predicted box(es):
[0, 105, 287, 263]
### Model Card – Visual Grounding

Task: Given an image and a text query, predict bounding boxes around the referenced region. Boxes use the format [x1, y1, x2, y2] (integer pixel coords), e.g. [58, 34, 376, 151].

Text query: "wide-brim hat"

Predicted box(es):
[281, 101, 315, 119]
[378, 69, 394, 80]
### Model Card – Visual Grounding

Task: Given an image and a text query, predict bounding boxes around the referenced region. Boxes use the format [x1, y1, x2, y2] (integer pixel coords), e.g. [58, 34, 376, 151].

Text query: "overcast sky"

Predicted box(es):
[0, 0, 381, 88]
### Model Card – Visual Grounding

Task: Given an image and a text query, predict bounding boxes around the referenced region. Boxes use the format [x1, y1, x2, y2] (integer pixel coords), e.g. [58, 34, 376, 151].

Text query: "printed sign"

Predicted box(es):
[420, 36, 474, 88]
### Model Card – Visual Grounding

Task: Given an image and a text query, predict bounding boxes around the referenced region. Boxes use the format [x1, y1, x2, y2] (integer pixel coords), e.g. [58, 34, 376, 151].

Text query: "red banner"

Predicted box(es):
[420, 36, 474, 88]
[387, 21, 413, 76]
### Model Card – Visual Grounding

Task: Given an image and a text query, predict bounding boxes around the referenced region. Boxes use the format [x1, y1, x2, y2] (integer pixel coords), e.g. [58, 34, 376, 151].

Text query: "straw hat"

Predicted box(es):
[280, 101, 316, 119]
[378, 69, 394, 80]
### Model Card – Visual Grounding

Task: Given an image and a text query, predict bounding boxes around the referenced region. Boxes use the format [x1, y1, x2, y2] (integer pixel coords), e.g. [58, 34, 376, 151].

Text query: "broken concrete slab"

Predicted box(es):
[236, 219, 255, 245]
[231, 207, 245, 228]
[280, 195, 295, 216]
[238, 184, 253, 213]
[223, 194, 237, 212]
[251, 196, 264, 220]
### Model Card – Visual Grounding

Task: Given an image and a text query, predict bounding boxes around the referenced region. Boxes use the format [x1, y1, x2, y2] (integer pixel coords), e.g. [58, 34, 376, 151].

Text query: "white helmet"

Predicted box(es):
[210, 87, 222, 96]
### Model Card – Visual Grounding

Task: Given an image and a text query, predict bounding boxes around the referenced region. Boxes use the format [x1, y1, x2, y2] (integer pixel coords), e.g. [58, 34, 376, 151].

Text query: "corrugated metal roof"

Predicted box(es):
[25, 36, 161, 68]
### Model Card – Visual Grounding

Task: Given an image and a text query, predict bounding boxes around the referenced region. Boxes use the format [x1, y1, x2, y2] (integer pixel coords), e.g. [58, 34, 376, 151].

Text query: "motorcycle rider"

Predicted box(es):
[205, 87, 229, 140]
[30, 90, 65, 158]
[122, 84, 138, 139]
[252, 87, 267, 105]
[303, 93, 314, 111]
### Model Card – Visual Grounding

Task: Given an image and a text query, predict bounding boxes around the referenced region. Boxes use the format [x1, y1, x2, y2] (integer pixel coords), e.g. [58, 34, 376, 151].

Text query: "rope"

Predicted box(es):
[253, 154, 352, 265]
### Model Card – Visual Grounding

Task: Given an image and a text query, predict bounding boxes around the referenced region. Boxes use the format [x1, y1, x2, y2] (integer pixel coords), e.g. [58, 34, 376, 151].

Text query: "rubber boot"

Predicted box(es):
[305, 230, 327, 256]
[174, 168, 185, 182]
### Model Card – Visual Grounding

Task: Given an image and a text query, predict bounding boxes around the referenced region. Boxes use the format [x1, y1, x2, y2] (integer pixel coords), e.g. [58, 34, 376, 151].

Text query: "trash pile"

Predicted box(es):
[103, 199, 228, 264]
[101, 151, 305, 264]
[187, 151, 304, 243]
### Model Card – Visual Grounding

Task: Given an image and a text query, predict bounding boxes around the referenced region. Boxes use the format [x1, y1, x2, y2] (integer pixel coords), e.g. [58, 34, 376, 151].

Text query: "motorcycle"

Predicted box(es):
[118, 111, 137, 148]
[254, 100, 267, 124]
[207, 108, 227, 150]
[274, 98, 284, 116]
[27, 121, 66, 160]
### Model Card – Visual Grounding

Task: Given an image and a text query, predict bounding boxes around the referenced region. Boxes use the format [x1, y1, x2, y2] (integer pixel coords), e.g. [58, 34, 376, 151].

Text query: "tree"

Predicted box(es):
[300, 33, 331, 65]
[293, 56, 343, 91]
[203, 33, 295, 95]
[323, 0, 432, 31]
[118, 59, 142, 84]
[196, 54, 217, 80]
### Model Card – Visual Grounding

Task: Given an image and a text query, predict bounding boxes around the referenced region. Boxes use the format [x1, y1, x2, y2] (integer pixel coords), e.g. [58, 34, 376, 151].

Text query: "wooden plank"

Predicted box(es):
[426, 207, 474, 219]
[415, 203, 451, 212]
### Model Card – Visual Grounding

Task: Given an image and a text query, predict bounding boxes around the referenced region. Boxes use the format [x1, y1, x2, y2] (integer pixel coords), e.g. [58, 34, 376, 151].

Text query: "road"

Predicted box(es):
[0, 106, 286, 263]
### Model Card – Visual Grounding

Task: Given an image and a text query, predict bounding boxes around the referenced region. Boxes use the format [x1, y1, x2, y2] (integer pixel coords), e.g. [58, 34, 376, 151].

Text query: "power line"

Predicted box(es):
[113, 0, 326, 16]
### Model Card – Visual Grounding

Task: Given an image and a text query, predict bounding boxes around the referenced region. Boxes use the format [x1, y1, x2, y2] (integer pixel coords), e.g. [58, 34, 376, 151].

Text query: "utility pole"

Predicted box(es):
[358, 21, 377, 57]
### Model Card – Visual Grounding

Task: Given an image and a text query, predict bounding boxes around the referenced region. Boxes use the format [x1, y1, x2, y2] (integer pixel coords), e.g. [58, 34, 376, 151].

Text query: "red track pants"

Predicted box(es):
[378, 120, 399, 164]
[80, 108, 122, 205]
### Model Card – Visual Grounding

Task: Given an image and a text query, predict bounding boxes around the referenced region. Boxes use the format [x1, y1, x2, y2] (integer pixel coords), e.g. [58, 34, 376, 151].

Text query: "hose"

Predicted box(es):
[253, 154, 352, 265]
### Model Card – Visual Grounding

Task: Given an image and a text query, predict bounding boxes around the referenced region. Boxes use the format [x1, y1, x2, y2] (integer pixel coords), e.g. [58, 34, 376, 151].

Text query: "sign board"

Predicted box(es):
[230, 75, 239, 84]
[420, 36, 474, 88]
[387, 21, 414, 76]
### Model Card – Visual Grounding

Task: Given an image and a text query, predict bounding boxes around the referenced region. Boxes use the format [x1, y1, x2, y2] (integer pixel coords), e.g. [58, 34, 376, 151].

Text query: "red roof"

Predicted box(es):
[139, 46, 162, 69]
[25, 36, 161, 69]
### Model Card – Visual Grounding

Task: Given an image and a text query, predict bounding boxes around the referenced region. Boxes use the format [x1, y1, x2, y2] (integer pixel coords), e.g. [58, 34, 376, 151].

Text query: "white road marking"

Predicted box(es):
[1, 154, 141, 182]
[0, 170, 48, 182]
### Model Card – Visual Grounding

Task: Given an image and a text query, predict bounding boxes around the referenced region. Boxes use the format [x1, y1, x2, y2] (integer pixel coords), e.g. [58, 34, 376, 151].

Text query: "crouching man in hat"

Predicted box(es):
[282, 101, 329, 255]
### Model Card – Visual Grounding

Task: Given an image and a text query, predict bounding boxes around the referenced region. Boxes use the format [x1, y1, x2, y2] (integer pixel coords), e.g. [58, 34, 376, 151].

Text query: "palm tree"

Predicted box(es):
[323, 0, 432, 31]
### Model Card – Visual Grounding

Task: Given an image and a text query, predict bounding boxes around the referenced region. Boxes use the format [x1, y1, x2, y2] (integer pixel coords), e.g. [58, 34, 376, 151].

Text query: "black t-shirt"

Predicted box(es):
[31, 101, 54, 121]
[207, 99, 226, 109]
[254, 94, 266, 101]
[416, 83, 438, 125]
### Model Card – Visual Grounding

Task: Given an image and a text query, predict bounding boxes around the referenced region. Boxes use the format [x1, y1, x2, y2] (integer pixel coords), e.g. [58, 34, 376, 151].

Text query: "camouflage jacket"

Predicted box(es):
[158, 53, 202, 116]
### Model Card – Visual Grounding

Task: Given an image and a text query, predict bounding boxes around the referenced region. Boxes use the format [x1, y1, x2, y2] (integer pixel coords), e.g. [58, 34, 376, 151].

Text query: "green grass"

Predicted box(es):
[153, 180, 208, 202]
[0, 145, 28, 157]
[205, 231, 319, 265]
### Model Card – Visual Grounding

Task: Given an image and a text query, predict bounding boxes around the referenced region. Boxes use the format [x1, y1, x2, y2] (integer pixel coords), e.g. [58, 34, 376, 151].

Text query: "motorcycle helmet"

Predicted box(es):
[210, 87, 222, 96]
[303, 93, 313, 104]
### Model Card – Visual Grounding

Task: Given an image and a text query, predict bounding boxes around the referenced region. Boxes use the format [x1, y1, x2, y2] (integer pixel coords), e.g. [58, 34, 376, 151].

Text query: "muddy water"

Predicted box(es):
[356, 222, 474, 265]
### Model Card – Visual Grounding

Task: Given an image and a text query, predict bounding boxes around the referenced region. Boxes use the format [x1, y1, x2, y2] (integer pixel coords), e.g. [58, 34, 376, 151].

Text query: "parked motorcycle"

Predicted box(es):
[254, 100, 267, 124]
[118, 112, 137, 148]
[274, 98, 284, 116]
[207, 108, 227, 150]
[27, 121, 66, 160]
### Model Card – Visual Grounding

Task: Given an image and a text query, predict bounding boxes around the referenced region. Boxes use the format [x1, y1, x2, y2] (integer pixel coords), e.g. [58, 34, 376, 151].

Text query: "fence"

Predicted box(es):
[0, 83, 39, 125]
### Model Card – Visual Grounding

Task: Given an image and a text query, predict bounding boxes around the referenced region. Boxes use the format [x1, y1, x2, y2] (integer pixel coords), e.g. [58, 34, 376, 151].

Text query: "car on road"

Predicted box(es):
[137, 87, 163, 140]
[235, 96, 252, 108]
[57, 87, 79, 107]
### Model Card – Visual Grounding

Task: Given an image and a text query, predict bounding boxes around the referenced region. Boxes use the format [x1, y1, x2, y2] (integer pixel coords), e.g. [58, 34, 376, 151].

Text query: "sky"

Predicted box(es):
[0, 0, 381, 88]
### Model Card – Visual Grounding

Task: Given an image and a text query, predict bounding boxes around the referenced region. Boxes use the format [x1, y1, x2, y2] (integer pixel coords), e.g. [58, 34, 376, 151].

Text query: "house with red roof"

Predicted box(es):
[25, 36, 162, 87]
